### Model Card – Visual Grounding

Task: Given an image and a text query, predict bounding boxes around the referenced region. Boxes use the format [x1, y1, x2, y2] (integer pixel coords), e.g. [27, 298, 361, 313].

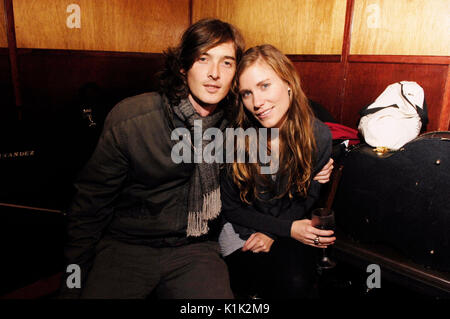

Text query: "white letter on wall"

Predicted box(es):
[66, 4, 81, 29]
[366, 4, 380, 29]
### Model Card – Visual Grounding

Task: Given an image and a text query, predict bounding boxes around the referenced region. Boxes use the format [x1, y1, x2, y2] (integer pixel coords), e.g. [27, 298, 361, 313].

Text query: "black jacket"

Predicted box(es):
[221, 119, 332, 239]
[62, 93, 203, 296]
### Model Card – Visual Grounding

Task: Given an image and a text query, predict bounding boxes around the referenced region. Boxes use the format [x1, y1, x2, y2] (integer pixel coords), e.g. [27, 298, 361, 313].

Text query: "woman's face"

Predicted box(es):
[238, 60, 291, 128]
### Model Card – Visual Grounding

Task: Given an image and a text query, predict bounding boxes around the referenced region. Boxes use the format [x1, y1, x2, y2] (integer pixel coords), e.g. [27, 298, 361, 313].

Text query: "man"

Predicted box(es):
[60, 19, 244, 299]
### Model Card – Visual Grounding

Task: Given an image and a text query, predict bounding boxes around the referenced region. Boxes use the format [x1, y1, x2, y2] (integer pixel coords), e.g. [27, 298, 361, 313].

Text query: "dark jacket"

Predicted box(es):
[221, 119, 332, 239]
[62, 92, 203, 295]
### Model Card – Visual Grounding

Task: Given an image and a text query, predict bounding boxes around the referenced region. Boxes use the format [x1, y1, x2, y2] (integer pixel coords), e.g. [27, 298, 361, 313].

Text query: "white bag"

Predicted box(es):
[358, 81, 428, 150]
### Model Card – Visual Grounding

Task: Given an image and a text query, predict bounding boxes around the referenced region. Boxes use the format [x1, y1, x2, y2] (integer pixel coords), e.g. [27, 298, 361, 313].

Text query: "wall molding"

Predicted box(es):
[16, 49, 449, 66]
[440, 67, 450, 131]
[349, 55, 450, 65]
[338, 0, 355, 123]
[4, 0, 21, 113]
[16, 48, 163, 59]
[286, 55, 341, 63]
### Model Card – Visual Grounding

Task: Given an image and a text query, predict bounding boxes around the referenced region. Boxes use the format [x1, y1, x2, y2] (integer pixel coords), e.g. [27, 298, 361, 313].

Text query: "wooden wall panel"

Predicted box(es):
[6, 0, 450, 134]
[351, 0, 450, 56]
[341, 63, 449, 131]
[192, 0, 347, 55]
[0, 50, 14, 118]
[13, 0, 189, 53]
[0, 1, 7, 47]
[441, 68, 450, 131]
[293, 61, 344, 121]
[17, 50, 165, 112]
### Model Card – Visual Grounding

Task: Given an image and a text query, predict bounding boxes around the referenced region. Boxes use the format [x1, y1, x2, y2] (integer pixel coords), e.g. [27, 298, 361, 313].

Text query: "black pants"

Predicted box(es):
[81, 237, 233, 299]
[224, 238, 317, 299]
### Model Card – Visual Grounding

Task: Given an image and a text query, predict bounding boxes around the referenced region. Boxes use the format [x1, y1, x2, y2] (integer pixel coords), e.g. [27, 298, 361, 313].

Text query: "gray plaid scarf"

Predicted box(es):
[172, 98, 227, 237]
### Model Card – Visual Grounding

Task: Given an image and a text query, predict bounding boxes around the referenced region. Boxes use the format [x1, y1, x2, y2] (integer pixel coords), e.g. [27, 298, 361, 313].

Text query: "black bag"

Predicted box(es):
[334, 131, 450, 272]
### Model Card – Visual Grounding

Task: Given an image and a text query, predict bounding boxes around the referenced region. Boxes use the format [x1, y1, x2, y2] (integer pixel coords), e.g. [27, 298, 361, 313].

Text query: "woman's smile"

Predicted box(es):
[256, 106, 274, 119]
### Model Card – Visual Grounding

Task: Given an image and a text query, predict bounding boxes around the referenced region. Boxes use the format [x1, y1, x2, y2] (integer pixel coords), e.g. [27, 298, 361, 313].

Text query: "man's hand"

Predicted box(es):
[313, 158, 334, 184]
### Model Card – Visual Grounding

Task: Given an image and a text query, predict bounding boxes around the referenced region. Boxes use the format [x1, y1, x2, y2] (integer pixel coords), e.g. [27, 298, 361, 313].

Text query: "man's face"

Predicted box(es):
[185, 41, 236, 116]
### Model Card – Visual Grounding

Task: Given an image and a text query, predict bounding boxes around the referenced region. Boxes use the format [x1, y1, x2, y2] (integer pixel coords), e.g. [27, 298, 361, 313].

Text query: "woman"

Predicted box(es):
[219, 44, 335, 299]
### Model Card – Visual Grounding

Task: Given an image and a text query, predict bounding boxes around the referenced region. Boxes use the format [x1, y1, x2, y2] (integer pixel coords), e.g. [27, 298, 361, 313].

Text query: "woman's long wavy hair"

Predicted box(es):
[230, 44, 316, 204]
[158, 18, 245, 118]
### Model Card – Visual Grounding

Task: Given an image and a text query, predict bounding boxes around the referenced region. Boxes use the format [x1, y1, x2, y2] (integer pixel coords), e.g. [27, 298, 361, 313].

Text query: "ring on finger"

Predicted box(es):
[314, 236, 321, 245]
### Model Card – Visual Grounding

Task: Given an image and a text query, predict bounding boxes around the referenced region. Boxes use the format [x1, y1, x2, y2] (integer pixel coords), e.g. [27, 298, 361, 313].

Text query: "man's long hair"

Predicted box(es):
[159, 19, 245, 114]
[230, 44, 316, 204]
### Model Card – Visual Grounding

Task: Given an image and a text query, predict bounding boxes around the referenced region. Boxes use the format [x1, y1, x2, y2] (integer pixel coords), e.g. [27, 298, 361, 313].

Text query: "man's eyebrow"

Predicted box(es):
[199, 52, 236, 60]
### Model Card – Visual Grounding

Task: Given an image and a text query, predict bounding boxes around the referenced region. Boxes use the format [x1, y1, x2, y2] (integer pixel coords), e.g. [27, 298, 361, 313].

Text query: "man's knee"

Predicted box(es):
[158, 242, 234, 299]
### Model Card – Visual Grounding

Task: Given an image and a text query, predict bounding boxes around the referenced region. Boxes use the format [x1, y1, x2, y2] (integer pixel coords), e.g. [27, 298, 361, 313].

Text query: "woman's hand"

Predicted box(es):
[313, 158, 334, 184]
[290, 219, 336, 248]
[242, 232, 274, 253]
